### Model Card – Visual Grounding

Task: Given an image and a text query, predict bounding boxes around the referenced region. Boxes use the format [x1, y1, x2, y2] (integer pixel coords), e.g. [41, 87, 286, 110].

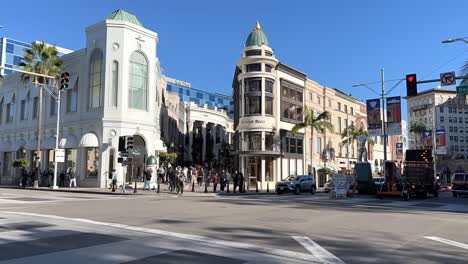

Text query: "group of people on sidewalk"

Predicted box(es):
[20, 167, 77, 188]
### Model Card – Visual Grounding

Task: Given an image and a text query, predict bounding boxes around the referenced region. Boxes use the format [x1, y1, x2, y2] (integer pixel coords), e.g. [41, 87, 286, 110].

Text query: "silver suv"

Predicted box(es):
[276, 175, 316, 195]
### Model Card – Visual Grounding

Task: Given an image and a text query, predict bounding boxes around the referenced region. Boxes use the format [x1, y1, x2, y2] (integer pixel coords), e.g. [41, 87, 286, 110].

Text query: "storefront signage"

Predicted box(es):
[241, 119, 266, 124]
[55, 149, 65, 163]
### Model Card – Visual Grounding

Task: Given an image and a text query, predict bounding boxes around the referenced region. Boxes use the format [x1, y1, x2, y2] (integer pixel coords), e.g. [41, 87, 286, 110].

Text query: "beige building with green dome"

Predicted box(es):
[233, 22, 307, 190]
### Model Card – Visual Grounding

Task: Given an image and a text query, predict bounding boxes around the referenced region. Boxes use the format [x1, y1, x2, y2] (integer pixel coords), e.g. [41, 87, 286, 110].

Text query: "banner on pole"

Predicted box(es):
[396, 143, 403, 159]
[436, 129, 447, 155]
[386, 96, 402, 135]
[366, 99, 382, 137]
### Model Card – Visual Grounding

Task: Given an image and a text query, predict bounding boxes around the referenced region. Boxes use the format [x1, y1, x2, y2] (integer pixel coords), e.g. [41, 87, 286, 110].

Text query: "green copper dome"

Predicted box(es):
[245, 21, 269, 47]
[107, 9, 143, 27]
[146, 155, 157, 166]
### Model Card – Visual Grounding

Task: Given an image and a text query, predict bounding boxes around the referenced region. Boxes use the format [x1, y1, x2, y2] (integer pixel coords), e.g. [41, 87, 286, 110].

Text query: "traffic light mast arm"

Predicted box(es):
[416, 75, 468, 84]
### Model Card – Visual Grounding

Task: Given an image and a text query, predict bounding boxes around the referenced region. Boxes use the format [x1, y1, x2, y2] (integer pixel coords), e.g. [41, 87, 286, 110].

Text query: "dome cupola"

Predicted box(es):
[245, 21, 269, 47]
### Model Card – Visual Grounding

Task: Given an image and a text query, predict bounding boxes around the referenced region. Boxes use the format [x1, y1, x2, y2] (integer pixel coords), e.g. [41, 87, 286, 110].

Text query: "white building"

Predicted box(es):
[0, 10, 166, 187]
[233, 22, 306, 190]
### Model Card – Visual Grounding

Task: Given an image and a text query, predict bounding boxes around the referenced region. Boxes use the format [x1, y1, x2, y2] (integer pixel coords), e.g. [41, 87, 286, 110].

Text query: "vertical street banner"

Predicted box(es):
[396, 143, 403, 159]
[422, 130, 433, 149]
[366, 99, 382, 137]
[436, 129, 447, 155]
[386, 96, 402, 135]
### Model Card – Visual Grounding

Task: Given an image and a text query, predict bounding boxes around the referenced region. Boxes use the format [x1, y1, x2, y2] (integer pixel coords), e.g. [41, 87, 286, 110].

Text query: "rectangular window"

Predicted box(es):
[450, 136, 453, 141]
[245, 96, 261, 115]
[328, 99, 332, 108]
[455, 127, 458, 132]
[440, 107, 444, 113]
[32, 97, 38, 119]
[317, 95, 321, 105]
[460, 117, 463, 123]
[265, 64, 273, 72]
[6, 103, 14, 123]
[209, 95, 215, 102]
[67, 85, 78, 113]
[246, 63, 261, 72]
[461, 136, 464, 142]
[265, 97, 273, 115]
[297, 139, 303, 154]
[345, 105, 348, 113]
[265, 134, 274, 151]
[309, 92, 313, 101]
[289, 138, 296, 153]
[245, 78, 261, 92]
[440, 116, 444, 123]
[247, 133, 262, 151]
[246, 50, 261, 56]
[265, 50, 273, 56]
[20, 99, 28, 120]
[338, 102, 341, 111]
[338, 117, 342, 133]
[265, 79, 274, 93]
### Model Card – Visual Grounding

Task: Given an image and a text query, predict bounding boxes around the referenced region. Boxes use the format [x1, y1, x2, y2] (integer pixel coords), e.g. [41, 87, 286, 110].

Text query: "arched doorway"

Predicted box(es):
[127, 135, 146, 182]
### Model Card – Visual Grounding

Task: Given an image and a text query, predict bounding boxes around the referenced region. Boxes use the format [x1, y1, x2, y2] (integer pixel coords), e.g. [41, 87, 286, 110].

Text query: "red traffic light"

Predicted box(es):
[61, 72, 69, 78]
[406, 74, 417, 97]
[407, 75, 414, 82]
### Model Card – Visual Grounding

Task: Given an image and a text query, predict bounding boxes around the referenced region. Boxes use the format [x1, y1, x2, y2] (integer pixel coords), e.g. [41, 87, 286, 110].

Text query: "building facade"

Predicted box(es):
[0, 37, 72, 76]
[233, 22, 306, 190]
[0, 10, 166, 187]
[165, 77, 234, 116]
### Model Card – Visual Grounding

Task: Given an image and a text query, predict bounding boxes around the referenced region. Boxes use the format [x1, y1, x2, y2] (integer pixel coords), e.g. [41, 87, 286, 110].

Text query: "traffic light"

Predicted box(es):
[406, 74, 417, 97]
[126, 136, 134, 151]
[60, 72, 70, 90]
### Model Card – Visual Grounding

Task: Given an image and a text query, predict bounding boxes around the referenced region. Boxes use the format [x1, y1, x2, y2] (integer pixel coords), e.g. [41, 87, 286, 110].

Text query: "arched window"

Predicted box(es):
[129, 51, 148, 110]
[111, 61, 118, 107]
[89, 49, 103, 108]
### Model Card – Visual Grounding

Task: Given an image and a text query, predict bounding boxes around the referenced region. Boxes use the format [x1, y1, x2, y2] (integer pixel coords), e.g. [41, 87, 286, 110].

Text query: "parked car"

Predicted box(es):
[276, 175, 316, 195]
[451, 172, 468, 197]
[324, 180, 332, 193]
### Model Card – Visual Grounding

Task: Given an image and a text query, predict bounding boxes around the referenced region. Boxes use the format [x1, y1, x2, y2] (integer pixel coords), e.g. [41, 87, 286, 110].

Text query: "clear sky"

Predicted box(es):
[2, 0, 468, 121]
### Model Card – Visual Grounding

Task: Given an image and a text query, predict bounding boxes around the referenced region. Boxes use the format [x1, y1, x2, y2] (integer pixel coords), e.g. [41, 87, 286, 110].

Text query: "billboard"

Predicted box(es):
[386, 96, 402, 135]
[366, 99, 382, 137]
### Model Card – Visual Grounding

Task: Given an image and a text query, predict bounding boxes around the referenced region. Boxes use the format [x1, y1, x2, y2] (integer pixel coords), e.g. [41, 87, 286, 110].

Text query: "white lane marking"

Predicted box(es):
[292, 236, 345, 264]
[424, 236, 468, 250]
[2, 211, 321, 263]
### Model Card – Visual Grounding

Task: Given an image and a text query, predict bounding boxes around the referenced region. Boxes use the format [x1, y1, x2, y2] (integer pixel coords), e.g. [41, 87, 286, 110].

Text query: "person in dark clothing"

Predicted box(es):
[21, 169, 28, 188]
[59, 172, 65, 187]
[239, 172, 245, 193]
[233, 171, 239, 193]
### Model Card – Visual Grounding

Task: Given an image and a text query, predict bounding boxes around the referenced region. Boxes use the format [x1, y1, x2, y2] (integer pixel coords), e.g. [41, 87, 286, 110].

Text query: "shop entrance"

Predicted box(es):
[246, 157, 261, 189]
[127, 135, 146, 182]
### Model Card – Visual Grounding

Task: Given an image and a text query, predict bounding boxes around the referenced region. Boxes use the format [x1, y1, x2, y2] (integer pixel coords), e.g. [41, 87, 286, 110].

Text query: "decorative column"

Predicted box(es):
[211, 124, 216, 160]
[188, 121, 194, 161]
[201, 122, 206, 163]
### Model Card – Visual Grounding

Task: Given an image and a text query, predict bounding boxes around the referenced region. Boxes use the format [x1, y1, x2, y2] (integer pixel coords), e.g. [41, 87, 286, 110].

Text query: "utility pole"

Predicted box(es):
[381, 69, 387, 162]
[346, 111, 350, 172]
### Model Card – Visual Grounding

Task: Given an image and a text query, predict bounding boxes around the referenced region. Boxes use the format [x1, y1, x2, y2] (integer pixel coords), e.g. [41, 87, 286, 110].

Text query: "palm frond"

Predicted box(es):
[292, 123, 306, 134]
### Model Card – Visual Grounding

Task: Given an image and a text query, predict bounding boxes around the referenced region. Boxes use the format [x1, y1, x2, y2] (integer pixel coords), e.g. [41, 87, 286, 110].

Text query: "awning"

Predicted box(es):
[41, 137, 57, 150]
[0, 141, 12, 152]
[79, 133, 99, 147]
[59, 135, 78, 149]
[154, 139, 167, 152]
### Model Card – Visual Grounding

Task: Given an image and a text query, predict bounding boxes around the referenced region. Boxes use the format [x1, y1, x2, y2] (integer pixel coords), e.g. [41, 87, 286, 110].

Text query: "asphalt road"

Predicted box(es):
[1, 188, 467, 263]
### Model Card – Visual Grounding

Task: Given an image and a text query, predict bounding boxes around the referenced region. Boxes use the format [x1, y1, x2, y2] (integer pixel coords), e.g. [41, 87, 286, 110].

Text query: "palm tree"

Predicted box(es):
[341, 125, 375, 160]
[18, 41, 63, 188]
[409, 122, 426, 149]
[292, 107, 334, 176]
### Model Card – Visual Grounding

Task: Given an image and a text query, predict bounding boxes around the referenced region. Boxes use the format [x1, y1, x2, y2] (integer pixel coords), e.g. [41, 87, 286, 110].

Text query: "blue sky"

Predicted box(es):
[2, 0, 468, 121]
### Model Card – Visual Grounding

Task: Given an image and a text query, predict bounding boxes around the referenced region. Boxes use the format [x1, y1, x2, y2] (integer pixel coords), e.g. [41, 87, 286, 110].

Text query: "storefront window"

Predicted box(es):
[247, 133, 262, 151]
[2, 152, 12, 178]
[265, 158, 274, 182]
[86, 147, 99, 178]
[65, 149, 77, 173]
[265, 97, 273, 115]
[265, 134, 274, 151]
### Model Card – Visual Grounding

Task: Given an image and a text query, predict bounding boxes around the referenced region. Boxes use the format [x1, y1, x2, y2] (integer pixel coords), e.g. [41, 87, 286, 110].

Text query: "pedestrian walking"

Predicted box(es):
[68, 168, 77, 188]
[158, 166, 165, 184]
[225, 170, 231, 193]
[21, 168, 28, 188]
[233, 171, 239, 193]
[59, 172, 65, 187]
[111, 169, 117, 192]
[239, 172, 245, 193]
[144, 169, 152, 190]
[213, 172, 219, 193]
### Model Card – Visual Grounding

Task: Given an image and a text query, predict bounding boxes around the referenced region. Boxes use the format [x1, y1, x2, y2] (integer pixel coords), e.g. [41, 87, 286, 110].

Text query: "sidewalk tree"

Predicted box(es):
[17, 41, 63, 188]
[12, 159, 29, 169]
[292, 108, 334, 175]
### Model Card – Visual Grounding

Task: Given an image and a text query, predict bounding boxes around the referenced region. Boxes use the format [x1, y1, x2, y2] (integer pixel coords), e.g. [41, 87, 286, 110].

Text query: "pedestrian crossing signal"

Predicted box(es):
[60, 72, 70, 90]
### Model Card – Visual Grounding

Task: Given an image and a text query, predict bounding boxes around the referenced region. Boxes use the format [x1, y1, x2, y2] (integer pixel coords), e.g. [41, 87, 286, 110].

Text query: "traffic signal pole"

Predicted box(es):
[381, 69, 387, 162]
[52, 89, 61, 189]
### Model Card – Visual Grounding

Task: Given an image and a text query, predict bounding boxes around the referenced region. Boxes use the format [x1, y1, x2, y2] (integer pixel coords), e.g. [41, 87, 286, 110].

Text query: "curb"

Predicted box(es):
[0, 186, 135, 196]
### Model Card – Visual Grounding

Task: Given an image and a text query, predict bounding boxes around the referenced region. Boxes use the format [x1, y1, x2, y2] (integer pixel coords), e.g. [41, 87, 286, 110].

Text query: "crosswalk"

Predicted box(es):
[0, 211, 320, 264]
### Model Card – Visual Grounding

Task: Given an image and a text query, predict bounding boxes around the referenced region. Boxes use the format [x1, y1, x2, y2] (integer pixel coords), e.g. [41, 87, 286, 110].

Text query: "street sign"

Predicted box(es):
[440, 71, 456, 86]
[456, 86, 468, 94]
[119, 151, 129, 157]
[55, 149, 65, 163]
